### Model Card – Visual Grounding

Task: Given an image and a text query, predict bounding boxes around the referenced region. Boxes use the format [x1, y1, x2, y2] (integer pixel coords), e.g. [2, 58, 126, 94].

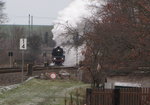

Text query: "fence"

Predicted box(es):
[86, 88, 150, 105]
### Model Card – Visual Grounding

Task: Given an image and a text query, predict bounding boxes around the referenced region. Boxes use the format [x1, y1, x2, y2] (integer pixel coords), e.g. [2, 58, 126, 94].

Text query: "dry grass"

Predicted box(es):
[0, 79, 89, 105]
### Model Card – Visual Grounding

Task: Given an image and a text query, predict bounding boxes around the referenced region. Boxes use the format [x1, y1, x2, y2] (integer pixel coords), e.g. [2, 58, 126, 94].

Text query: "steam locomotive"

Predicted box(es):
[52, 46, 65, 65]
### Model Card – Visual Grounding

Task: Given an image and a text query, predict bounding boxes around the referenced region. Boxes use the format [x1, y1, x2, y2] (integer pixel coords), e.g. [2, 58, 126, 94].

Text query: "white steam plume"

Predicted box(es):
[52, 0, 102, 66]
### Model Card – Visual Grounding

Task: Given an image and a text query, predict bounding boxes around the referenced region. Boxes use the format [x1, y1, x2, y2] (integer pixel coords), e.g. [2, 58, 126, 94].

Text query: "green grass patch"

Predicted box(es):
[0, 79, 89, 105]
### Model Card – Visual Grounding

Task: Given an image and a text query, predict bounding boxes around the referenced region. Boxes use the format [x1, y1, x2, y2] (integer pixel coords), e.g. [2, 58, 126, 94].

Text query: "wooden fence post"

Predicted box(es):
[86, 88, 92, 105]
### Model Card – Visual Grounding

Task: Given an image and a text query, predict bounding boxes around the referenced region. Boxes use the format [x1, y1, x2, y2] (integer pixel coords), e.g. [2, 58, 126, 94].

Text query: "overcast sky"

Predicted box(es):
[3, 0, 72, 25]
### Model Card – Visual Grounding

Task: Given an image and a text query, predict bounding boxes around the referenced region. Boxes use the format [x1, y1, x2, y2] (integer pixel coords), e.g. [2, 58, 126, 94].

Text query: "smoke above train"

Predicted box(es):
[52, 0, 102, 66]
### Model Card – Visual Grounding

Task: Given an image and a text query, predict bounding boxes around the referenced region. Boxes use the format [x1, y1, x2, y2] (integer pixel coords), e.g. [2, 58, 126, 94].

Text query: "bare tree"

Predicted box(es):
[0, 26, 25, 66]
[55, 0, 150, 88]
[80, 0, 150, 87]
[0, 1, 7, 23]
[28, 33, 42, 62]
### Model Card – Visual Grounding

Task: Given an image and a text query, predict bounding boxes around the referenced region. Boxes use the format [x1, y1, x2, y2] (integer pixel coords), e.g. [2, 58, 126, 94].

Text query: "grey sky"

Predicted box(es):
[3, 0, 72, 25]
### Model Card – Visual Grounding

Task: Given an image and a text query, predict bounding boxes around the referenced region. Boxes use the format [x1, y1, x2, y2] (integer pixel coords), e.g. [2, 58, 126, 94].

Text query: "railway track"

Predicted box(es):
[33, 66, 77, 70]
[0, 67, 22, 73]
[0, 66, 77, 74]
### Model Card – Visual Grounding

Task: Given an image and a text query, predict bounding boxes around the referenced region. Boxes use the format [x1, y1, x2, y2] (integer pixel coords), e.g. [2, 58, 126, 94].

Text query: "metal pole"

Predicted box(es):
[76, 34, 79, 68]
[29, 14, 31, 38]
[76, 47, 78, 67]
[76, 34, 79, 78]
[22, 50, 24, 82]
[31, 16, 33, 35]
[10, 56, 12, 68]
[44, 56, 46, 63]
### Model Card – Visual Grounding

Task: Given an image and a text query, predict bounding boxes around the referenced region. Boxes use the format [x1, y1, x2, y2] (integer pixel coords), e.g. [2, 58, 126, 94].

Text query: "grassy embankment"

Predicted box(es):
[0, 79, 89, 105]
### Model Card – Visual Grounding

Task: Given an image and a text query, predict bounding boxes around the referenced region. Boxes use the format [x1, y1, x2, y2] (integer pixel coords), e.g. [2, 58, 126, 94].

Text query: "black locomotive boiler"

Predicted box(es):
[52, 46, 65, 65]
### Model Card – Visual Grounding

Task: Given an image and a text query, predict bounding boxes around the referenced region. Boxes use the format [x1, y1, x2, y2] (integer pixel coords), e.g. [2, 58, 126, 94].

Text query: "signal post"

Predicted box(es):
[20, 38, 27, 82]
